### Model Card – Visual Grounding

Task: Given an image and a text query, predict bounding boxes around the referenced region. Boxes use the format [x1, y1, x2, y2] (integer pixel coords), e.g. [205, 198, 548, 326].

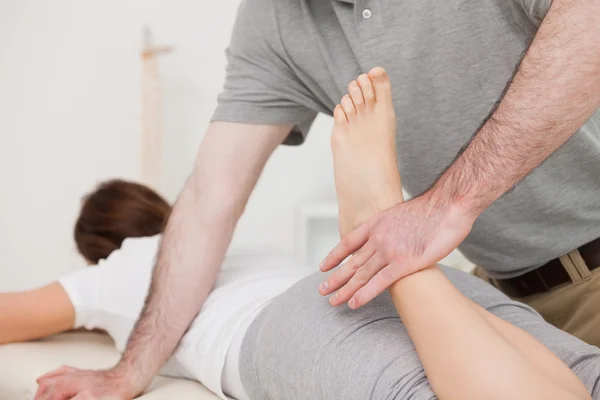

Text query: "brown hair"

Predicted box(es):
[74, 179, 171, 264]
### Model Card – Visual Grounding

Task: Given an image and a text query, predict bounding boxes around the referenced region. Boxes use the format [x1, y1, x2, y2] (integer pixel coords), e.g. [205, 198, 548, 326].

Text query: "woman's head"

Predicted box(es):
[74, 179, 171, 264]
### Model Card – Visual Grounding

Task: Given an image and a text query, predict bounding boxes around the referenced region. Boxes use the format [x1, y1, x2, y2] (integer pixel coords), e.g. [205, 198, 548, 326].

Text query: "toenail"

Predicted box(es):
[370, 67, 386, 77]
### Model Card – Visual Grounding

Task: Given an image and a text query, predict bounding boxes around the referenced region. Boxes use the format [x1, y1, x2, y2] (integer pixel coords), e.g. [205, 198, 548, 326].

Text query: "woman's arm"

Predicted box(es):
[0, 283, 75, 344]
[390, 267, 590, 400]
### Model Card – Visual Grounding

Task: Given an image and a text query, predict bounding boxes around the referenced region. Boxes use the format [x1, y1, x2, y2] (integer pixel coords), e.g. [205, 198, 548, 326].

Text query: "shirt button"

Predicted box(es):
[362, 8, 372, 19]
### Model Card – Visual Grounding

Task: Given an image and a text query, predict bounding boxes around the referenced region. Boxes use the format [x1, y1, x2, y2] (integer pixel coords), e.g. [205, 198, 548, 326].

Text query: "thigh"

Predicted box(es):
[241, 271, 436, 400]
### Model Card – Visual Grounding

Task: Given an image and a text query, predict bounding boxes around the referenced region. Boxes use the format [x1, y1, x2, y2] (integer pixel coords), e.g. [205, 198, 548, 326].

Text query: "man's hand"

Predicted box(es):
[319, 191, 476, 309]
[34, 366, 136, 400]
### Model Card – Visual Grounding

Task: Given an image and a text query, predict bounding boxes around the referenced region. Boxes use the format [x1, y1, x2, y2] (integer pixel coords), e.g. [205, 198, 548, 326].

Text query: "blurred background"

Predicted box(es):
[0, 0, 471, 292]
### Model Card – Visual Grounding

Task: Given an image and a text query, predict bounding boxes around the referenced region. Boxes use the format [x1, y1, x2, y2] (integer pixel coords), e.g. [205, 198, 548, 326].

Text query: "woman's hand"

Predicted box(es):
[319, 191, 477, 309]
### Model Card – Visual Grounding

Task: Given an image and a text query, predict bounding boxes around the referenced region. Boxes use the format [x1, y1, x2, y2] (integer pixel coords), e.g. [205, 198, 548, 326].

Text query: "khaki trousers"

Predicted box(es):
[474, 249, 600, 348]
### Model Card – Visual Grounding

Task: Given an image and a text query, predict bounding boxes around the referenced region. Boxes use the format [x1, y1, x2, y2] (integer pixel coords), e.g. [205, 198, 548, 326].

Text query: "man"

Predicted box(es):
[35, 0, 600, 399]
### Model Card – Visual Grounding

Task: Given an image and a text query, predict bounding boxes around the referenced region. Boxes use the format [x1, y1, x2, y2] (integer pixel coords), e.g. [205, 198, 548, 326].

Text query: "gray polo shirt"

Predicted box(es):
[212, 0, 600, 278]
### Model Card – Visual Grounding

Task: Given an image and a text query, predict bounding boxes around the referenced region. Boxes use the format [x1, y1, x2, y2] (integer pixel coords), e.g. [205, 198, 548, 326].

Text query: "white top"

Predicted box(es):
[59, 235, 313, 399]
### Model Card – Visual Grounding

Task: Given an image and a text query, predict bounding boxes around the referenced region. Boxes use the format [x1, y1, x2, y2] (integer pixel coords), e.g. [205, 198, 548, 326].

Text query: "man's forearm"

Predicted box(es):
[106, 122, 291, 394]
[433, 0, 600, 215]
[113, 179, 239, 390]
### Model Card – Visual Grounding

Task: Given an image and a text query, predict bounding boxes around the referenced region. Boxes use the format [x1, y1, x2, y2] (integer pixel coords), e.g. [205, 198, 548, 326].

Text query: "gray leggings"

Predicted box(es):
[240, 266, 600, 400]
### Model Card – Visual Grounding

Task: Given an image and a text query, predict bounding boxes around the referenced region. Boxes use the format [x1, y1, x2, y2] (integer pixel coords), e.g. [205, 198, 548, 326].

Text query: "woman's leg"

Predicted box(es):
[329, 69, 592, 399]
[239, 69, 598, 400]
[441, 267, 600, 398]
[392, 268, 588, 400]
[239, 267, 600, 400]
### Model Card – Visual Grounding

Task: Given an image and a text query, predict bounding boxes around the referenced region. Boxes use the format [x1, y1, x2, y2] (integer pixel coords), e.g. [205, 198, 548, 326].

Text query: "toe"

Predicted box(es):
[347, 81, 364, 113]
[341, 94, 356, 120]
[333, 104, 347, 124]
[368, 67, 393, 104]
[357, 74, 375, 106]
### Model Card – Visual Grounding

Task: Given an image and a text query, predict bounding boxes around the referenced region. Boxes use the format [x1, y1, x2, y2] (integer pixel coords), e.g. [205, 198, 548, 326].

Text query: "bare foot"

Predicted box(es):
[331, 67, 404, 236]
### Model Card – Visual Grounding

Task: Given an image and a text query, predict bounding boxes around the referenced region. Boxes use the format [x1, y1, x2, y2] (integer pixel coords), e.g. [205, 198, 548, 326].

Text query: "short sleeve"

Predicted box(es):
[514, 0, 552, 25]
[211, 0, 320, 145]
[58, 267, 102, 330]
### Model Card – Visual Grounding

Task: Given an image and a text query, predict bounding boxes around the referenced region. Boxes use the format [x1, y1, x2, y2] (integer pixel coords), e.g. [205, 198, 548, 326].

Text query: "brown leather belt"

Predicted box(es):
[494, 236, 600, 298]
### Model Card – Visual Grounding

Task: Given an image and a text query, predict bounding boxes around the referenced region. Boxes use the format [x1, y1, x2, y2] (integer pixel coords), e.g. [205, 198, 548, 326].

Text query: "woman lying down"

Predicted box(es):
[4, 70, 600, 400]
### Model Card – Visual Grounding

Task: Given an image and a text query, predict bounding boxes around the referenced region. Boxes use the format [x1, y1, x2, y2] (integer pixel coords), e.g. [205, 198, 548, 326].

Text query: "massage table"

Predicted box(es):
[0, 332, 219, 400]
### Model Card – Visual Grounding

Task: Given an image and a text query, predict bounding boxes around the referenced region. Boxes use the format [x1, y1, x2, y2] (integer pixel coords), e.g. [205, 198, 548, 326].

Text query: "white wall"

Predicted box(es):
[0, 1, 472, 291]
[0, 0, 336, 291]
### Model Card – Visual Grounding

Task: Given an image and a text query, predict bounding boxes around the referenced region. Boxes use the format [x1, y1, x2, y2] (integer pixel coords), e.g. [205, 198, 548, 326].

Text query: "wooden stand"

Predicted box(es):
[140, 27, 173, 190]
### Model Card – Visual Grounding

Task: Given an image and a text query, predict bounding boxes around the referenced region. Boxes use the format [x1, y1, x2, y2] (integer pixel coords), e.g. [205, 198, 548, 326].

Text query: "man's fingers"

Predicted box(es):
[37, 365, 74, 383]
[35, 376, 77, 400]
[69, 390, 94, 400]
[320, 222, 371, 272]
[34, 381, 50, 400]
[319, 243, 375, 295]
[330, 253, 386, 307]
[351, 261, 409, 308]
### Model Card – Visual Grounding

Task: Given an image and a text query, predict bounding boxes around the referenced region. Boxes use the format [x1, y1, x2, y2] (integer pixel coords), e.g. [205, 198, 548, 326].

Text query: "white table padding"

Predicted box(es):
[0, 332, 219, 400]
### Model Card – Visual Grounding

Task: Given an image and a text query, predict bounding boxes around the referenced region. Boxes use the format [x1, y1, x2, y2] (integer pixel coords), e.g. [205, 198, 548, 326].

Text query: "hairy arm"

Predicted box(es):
[0, 283, 74, 345]
[435, 0, 600, 214]
[113, 122, 291, 394]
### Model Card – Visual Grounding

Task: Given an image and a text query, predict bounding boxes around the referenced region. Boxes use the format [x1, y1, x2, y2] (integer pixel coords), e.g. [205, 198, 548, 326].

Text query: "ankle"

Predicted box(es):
[370, 187, 404, 212]
[389, 265, 442, 307]
[340, 191, 404, 236]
